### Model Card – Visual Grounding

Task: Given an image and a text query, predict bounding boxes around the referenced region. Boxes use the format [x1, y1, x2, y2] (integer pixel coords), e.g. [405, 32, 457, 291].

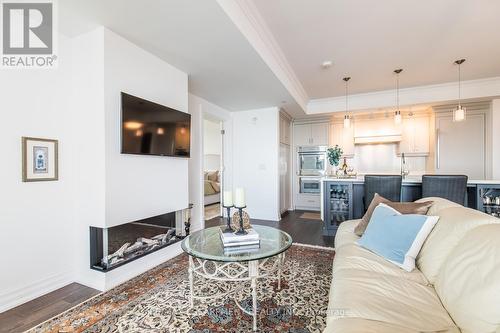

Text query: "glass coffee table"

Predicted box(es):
[181, 225, 293, 331]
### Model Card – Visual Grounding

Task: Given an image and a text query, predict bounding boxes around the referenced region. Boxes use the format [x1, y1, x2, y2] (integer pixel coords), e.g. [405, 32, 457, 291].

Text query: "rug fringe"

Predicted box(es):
[293, 242, 335, 251]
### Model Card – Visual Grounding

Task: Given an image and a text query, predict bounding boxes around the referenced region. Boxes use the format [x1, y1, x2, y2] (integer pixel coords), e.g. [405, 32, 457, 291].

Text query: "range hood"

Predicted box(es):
[354, 134, 402, 145]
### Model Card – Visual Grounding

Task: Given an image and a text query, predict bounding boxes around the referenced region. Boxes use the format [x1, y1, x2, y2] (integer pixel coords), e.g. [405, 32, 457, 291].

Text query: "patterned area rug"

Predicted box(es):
[28, 245, 334, 333]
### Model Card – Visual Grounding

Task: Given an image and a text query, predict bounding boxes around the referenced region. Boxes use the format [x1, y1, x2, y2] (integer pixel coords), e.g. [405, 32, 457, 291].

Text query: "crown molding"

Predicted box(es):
[307, 76, 500, 114]
[216, 0, 309, 112]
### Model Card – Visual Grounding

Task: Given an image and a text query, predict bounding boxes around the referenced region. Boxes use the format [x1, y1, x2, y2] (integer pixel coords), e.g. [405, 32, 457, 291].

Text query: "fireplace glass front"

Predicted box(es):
[90, 209, 189, 271]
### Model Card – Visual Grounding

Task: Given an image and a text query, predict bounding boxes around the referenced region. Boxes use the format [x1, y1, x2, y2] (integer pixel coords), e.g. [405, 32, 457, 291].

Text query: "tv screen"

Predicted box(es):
[121, 92, 191, 157]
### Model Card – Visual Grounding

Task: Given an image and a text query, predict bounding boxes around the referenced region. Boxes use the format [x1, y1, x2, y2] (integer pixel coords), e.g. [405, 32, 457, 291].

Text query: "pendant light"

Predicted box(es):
[453, 59, 466, 122]
[394, 69, 403, 124]
[343, 77, 351, 128]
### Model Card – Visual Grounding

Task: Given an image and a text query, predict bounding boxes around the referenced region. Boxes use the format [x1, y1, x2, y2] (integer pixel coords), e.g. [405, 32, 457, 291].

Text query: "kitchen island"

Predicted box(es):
[321, 176, 500, 236]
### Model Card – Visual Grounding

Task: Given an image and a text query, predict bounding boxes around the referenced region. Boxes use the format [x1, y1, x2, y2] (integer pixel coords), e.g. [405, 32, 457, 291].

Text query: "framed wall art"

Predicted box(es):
[22, 137, 59, 182]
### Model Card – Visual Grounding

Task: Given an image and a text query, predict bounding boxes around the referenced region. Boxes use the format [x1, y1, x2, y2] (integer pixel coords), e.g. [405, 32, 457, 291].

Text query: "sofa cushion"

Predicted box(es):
[334, 219, 360, 249]
[355, 194, 433, 236]
[326, 268, 458, 332]
[416, 196, 461, 216]
[333, 243, 429, 285]
[416, 206, 498, 284]
[358, 204, 439, 271]
[325, 317, 459, 333]
[435, 224, 500, 333]
[355, 193, 390, 235]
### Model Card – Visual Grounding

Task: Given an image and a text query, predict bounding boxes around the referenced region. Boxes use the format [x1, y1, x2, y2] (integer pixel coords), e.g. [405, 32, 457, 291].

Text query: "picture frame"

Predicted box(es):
[22, 137, 59, 182]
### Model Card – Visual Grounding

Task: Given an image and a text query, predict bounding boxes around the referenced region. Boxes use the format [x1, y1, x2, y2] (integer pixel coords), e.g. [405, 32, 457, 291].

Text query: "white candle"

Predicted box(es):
[223, 190, 233, 207]
[234, 188, 246, 208]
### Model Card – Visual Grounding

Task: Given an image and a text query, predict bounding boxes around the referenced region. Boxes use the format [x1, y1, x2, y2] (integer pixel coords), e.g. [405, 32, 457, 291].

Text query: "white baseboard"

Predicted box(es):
[0, 271, 74, 313]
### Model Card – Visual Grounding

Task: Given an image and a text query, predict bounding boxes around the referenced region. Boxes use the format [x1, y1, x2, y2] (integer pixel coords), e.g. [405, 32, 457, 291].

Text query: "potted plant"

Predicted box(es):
[327, 145, 343, 175]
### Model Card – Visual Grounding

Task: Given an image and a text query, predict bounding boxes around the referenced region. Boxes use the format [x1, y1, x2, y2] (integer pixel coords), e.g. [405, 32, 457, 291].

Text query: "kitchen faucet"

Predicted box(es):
[401, 153, 409, 179]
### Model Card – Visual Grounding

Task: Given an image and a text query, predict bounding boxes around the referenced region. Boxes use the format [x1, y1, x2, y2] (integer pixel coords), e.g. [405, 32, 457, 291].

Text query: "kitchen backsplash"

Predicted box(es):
[340, 143, 427, 175]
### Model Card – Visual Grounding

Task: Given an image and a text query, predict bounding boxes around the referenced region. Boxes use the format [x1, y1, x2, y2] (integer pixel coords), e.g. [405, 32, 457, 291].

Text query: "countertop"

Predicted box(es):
[321, 175, 500, 185]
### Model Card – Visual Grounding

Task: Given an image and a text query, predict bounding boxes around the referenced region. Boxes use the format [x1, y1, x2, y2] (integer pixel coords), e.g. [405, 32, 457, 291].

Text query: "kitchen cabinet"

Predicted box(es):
[294, 124, 311, 146]
[279, 143, 291, 214]
[311, 123, 329, 146]
[329, 122, 355, 157]
[296, 193, 321, 211]
[435, 112, 486, 179]
[280, 114, 291, 145]
[293, 122, 329, 146]
[398, 115, 430, 156]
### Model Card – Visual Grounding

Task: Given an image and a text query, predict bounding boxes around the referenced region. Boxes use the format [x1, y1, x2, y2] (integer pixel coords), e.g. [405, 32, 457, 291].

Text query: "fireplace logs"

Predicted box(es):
[103, 229, 176, 268]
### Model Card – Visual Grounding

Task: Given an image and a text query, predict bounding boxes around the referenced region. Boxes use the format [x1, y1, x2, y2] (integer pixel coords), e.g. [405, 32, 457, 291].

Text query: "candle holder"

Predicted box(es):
[184, 203, 193, 237]
[222, 205, 234, 233]
[234, 206, 248, 235]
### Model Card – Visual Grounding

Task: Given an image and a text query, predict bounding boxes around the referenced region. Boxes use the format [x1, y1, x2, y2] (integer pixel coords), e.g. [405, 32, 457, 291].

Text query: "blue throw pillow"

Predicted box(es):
[358, 203, 439, 271]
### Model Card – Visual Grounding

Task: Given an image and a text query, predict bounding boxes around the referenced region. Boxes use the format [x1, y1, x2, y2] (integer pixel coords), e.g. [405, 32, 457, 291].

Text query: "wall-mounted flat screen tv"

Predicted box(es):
[121, 92, 191, 157]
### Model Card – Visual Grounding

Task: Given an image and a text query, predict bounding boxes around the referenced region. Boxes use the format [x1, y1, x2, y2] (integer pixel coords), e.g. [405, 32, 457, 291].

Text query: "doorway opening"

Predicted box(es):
[203, 117, 223, 221]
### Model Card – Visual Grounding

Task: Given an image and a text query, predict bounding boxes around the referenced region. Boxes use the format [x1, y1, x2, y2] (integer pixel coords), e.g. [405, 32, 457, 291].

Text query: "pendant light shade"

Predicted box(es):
[394, 69, 403, 124]
[394, 110, 402, 124]
[343, 77, 351, 128]
[453, 59, 466, 122]
[454, 106, 466, 122]
[344, 114, 351, 128]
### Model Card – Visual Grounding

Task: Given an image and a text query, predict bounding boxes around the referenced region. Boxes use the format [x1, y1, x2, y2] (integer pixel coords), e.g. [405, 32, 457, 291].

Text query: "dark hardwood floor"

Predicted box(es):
[206, 210, 334, 248]
[0, 283, 100, 333]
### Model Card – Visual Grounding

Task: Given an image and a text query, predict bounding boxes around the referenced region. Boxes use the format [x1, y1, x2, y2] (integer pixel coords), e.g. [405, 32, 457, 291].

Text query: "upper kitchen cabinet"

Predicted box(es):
[310, 123, 329, 145]
[397, 115, 430, 156]
[329, 122, 355, 157]
[293, 122, 329, 146]
[279, 113, 291, 145]
[435, 110, 486, 179]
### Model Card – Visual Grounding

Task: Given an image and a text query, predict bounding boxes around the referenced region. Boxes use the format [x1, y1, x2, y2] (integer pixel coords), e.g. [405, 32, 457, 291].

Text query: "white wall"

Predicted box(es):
[0, 35, 76, 312]
[203, 119, 222, 170]
[71, 28, 107, 291]
[0, 26, 194, 310]
[232, 107, 280, 221]
[492, 99, 500, 179]
[103, 28, 189, 228]
[188, 94, 232, 232]
[71, 27, 190, 290]
[203, 119, 222, 156]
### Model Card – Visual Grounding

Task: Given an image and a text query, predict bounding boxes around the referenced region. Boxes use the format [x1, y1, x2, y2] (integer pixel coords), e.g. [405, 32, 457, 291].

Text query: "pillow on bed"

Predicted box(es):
[204, 181, 216, 195]
[358, 203, 439, 272]
[211, 181, 220, 193]
[207, 171, 219, 182]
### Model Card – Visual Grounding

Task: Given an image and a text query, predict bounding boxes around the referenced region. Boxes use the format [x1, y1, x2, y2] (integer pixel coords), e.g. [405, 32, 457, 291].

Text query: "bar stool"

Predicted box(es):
[421, 175, 468, 205]
[364, 175, 403, 211]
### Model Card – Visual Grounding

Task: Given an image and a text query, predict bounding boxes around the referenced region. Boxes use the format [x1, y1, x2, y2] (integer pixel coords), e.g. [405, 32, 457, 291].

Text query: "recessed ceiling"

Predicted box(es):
[58, 0, 304, 117]
[252, 0, 500, 99]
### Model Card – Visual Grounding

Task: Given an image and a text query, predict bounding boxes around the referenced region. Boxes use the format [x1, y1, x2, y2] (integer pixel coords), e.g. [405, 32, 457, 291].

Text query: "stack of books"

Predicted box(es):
[219, 228, 260, 254]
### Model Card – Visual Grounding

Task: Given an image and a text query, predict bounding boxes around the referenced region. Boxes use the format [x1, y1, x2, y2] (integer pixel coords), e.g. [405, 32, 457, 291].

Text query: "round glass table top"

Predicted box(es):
[181, 225, 293, 262]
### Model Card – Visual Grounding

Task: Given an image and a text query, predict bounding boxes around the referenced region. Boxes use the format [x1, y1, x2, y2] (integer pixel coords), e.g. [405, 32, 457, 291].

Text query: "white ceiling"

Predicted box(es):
[59, 0, 303, 116]
[252, 0, 500, 99]
[58, 0, 500, 118]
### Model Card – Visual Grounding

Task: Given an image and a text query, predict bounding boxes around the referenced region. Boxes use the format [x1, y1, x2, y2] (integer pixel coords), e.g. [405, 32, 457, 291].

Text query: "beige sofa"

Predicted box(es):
[325, 197, 500, 333]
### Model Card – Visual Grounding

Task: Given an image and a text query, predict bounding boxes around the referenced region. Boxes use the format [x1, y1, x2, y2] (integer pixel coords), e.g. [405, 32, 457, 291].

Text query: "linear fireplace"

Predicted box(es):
[90, 206, 192, 272]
